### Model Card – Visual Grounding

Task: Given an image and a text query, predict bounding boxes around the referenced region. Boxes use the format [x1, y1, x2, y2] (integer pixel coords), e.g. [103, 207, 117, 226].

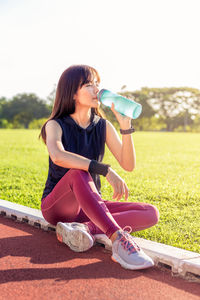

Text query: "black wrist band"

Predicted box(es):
[88, 160, 111, 176]
[120, 126, 135, 134]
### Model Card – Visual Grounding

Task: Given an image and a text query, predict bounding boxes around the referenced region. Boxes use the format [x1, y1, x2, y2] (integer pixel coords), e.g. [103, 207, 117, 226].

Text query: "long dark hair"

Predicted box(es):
[39, 65, 103, 143]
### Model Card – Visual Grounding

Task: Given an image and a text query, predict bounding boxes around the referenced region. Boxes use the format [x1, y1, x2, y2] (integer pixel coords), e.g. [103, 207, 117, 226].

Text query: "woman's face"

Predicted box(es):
[74, 80, 100, 109]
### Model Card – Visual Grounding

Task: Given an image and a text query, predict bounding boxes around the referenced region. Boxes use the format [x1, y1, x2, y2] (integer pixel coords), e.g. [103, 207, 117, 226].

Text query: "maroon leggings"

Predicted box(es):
[41, 169, 159, 238]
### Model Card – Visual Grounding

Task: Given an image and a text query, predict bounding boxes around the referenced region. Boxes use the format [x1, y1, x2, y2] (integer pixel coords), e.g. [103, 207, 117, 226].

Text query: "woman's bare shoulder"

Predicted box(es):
[46, 119, 60, 128]
[45, 119, 62, 136]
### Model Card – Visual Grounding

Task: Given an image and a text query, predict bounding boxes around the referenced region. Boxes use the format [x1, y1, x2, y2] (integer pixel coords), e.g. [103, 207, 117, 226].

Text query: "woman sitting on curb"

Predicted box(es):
[39, 64, 159, 270]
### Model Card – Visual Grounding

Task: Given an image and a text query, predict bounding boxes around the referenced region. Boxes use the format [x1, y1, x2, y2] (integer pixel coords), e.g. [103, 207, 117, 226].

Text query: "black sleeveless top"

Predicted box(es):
[41, 114, 106, 199]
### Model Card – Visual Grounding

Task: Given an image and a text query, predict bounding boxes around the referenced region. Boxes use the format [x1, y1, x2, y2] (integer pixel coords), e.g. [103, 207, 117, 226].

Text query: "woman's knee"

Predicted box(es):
[68, 169, 90, 180]
[148, 204, 159, 225]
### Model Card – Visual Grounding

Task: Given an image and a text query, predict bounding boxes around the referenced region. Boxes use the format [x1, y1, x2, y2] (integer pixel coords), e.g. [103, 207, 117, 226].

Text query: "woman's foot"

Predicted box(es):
[56, 222, 94, 252]
[111, 228, 154, 270]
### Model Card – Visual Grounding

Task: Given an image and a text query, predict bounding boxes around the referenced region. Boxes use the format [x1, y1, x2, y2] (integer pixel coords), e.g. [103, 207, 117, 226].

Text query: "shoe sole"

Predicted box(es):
[56, 222, 94, 252]
[111, 253, 154, 270]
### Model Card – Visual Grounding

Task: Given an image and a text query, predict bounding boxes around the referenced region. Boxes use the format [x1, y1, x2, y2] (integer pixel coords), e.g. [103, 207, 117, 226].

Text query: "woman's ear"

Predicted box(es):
[73, 93, 77, 101]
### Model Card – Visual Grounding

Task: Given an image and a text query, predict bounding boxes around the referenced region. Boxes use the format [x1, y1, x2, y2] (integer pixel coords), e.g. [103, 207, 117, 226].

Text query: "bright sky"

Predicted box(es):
[0, 0, 200, 100]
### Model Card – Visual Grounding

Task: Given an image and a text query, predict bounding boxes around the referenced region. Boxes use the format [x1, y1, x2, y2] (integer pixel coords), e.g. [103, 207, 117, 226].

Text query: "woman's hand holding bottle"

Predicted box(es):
[110, 103, 132, 130]
[106, 167, 129, 201]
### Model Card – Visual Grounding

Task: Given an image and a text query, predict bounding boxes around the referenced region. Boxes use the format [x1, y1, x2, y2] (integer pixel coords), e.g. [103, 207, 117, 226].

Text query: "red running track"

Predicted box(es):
[0, 216, 200, 300]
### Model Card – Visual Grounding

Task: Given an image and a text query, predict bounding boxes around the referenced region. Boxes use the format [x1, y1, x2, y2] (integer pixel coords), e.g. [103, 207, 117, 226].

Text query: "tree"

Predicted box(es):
[120, 87, 200, 131]
[47, 85, 56, 108]
[0, 97, 7, 118]
[1, 93, 51, 128]
[143, 87, 200, 131]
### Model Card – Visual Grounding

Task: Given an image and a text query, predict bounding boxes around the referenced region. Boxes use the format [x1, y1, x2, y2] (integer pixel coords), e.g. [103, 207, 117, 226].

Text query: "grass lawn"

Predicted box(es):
[0, 129, 199, 253]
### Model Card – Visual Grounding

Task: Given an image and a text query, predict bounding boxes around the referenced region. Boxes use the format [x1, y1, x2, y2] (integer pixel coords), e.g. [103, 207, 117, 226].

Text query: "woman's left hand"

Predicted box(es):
[106, 167, 129, 201]
[111, 103, 132, 130]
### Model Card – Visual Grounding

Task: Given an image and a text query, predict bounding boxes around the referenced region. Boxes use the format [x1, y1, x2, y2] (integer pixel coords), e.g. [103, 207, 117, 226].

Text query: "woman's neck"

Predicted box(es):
[70, 109, 92, 129]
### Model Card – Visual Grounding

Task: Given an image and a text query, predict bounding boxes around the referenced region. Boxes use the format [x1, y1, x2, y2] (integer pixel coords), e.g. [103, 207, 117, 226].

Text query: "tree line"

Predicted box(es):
[0, 93, 51, 129]
[0, 87, 200, 132]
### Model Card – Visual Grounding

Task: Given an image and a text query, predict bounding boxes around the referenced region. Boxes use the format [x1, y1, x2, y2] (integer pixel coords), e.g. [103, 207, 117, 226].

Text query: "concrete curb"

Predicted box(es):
[0, 199, 200, 281]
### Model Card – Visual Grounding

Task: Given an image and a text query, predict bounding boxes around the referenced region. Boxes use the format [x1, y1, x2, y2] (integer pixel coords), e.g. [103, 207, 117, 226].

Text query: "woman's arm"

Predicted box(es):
[105, 104, 136, 171]
[104, 104, 137, 201]
[45, 120, 90, 170]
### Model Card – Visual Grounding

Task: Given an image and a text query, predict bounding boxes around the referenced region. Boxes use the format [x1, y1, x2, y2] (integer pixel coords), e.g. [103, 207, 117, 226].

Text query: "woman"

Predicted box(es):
[40, 65, 159, 270]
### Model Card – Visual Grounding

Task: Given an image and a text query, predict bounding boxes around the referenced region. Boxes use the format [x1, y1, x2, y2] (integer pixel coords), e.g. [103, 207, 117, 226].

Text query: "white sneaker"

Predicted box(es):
[56, 222, 94, 252]
[94, 234, 112, 251]
[112, 229, 154, 270]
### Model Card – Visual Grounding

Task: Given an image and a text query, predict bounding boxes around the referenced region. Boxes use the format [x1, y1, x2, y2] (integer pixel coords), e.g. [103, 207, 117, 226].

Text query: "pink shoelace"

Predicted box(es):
[117, 226, 140, 255]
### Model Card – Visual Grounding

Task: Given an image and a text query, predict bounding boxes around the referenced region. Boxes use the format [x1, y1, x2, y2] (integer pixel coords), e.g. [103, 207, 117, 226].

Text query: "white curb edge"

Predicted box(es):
[0, 199, 199, 281]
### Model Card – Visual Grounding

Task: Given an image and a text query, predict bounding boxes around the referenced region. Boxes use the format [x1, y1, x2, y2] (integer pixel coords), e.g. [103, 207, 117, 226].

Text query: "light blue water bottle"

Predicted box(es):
[97, 89, 142, 119]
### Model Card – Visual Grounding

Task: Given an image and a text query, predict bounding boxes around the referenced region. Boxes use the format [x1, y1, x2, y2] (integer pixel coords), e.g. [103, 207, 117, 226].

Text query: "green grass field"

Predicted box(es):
[0, 129, 199, 253]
